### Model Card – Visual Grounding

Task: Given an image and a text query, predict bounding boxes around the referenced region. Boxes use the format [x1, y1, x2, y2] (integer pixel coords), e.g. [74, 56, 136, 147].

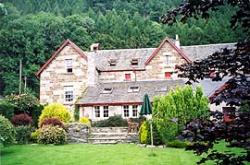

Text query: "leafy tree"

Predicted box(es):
[153, 85, 209, 142]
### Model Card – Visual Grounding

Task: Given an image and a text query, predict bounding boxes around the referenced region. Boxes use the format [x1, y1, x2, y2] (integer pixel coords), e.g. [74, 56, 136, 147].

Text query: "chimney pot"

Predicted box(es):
[175, 34, 180, 48]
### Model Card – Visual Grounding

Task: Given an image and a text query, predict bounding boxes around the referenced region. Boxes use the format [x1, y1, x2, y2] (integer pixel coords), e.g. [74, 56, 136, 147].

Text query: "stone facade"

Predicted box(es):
[39, 44, 88, 111]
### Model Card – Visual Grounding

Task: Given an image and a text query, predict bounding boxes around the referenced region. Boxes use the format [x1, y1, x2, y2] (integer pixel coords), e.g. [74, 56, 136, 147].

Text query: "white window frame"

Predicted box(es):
[94, 106, 100, 118]
[132, 105, 138, 117]
[64, 86, 73, 102]
[65, 59, 73, 73]
[123, 105, 129, 118]
[128, 86, 140, 93]
[101, 87, 113, 94]
[103, 106, 109, 118]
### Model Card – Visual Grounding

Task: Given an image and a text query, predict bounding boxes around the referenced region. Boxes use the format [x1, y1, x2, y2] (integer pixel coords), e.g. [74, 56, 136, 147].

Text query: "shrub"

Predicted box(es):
[139, 121, 149, 144]
[40, 117, 65, 129]
[11, 113, 32, 126]
[38, 125, 67, 144]
[92, 115, 128, 127]
[31, 129, 40, 143]
[6, 94, 43, 127]
[0, 100, 15, 120]
[79, 117, 91, 126]
[0, 115, 16, 146]
[146, 121, 164, 145]
[39, 103, 71, 125]
[15, 125, 32, 144]
[166, 140, 191, 148]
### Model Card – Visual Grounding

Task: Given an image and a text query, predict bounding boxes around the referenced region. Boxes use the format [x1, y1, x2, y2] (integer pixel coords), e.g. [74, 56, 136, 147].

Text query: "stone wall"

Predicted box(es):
[40, 45, 88, 111]
[66, 123, 89, 143]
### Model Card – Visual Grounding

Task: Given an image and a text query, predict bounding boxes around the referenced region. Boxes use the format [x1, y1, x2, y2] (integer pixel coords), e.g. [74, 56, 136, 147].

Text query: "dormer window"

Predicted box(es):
[128, 86, 140, 93]
[65, 59, 73, 73]
[101, 87, 113, 94]
[109, 59, 117, 66]
[131, 59, 139, 65]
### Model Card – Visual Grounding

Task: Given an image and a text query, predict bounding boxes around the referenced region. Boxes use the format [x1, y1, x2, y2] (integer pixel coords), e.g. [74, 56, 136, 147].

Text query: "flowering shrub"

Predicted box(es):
[0, 115, 16, 146]
[11, 113, 32, 126]
[40, 117, 65, 129]
[38, 125, 67, 144]
[39, 103, 71, 125]
[79, 117, 91, 127]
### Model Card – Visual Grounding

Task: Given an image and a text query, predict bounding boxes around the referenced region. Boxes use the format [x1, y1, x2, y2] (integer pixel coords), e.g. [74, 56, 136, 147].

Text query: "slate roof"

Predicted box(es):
[86, 42, 235, 71]
[76, 80, 185, 106]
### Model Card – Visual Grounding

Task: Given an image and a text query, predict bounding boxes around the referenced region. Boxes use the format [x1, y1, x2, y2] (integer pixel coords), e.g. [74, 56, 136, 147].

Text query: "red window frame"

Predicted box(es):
[165, 72, 172, 79]
[125, 73, 131, 81]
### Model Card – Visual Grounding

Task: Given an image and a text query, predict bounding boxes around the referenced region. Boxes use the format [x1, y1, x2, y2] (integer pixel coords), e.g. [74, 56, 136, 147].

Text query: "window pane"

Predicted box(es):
[103, 106, 109, 117]
[95, 106, 100, 117]
[123, 105, 129, 117]
[132, 105, 138, 117]
[65, 59, 73, 73]
[64, 86, 73, 102]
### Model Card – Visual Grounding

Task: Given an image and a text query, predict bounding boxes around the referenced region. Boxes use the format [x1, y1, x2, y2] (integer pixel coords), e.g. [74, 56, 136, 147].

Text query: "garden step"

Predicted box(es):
[90, 127, 129, 133]
[89, 132, 138, 138]
[88, 138, 138, 144]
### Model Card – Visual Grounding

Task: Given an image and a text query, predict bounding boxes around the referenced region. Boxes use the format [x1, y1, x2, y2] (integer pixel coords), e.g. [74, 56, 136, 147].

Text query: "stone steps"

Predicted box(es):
[89, 127, 139, 144]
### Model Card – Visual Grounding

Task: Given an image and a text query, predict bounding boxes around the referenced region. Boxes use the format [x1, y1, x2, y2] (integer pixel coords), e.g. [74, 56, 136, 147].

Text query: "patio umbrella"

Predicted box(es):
[140, 94, 153, 146]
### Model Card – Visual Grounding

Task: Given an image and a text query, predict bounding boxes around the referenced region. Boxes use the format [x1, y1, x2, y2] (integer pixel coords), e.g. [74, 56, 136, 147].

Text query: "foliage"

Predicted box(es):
[15, 125, 32, 144]
[0, 1, 244, 96]
[38, 125, 67, 144]
[6, 94, 43, 127]
[74, 106, 79, 121]
[139, 121, 149, 144]
[39, 103, 71, 125]
[161, 0, 250, 164]
[153, 85, 209, 143]
[0, 99, 15, 120]
[79, 117, 91, 127]
[92, 115, 128, 127]
[11, 113, 32, 126]
[40, 117, 65, 129]
[0, 115, 16, 146]
[166, 140, 191, 148]
[146, 121, 164, 145]
[30, 129, 40, 143]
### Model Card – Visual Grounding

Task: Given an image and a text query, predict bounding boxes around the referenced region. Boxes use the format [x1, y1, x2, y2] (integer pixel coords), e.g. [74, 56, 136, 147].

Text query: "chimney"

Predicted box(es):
[90, 43, 100, 52]
[175, 34, 180, 48]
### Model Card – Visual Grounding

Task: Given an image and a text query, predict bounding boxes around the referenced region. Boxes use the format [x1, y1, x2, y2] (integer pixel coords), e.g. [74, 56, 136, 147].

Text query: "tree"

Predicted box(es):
[160, 0, 250, 164]
[153, 85, 209, 142]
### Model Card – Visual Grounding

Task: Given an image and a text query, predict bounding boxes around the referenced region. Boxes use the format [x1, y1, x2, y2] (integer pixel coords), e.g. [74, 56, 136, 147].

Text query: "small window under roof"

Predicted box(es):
[109, 59, 117, 66]
[131, 59, 139, 65]
[101, 87, 113, 94]
[128, 86, 140, 93]
[155, 87, 167, 92]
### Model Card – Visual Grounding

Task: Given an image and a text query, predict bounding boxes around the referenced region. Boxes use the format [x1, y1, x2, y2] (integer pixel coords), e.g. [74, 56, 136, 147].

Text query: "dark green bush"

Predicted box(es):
[0, 115, 16, 146]
[38, 125, 67, 144]
[74, 106, 79, 121]
[166, 140, 191, 148]
[0, 100, 15, 120]
[15, 125, 33, 144]
[92, 115, 128, 127]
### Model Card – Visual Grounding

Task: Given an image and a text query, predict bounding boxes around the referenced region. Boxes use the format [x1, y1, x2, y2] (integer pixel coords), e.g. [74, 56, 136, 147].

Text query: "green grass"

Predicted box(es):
[1, 144, 199, 165]
[0, 142, 247, 165]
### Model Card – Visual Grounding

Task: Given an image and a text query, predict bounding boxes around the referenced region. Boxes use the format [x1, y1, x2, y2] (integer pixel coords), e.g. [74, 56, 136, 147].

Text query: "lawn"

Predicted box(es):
[0, 143, 246, 165]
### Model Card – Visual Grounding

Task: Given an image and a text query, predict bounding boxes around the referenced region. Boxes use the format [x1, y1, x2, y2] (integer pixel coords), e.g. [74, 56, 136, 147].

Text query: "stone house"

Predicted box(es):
[36, 36, 235, 121]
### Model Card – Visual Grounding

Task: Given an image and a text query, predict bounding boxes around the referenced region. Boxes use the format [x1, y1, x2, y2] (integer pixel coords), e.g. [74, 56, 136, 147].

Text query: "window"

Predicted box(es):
[95, 106, 100, 118]
[64, 86, 73, 102]
[131, 59, 139, 65]
[163, 53, 172, 65]
[128, 86, 140, 93]
[123, 105, 129, 117]
[165, 72, 172, 79]
[125, 73, 131, 81]
[109, 59, 117, 66]
[132, 105, 138, 117]
[101, 87, 113, 94]
[103, 106, 109, 117]
[65, 59, 73, 73]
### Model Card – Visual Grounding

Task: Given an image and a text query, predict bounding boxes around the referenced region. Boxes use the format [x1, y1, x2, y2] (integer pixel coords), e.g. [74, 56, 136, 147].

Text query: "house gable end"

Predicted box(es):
[36, 39, 87, 78]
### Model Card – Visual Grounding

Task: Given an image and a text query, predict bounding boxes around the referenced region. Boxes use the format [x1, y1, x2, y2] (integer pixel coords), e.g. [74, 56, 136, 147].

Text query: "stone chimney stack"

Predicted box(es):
[87, 53, 98, 86]
[90, 43, 100, 52]
[175, 34, 180, 48]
